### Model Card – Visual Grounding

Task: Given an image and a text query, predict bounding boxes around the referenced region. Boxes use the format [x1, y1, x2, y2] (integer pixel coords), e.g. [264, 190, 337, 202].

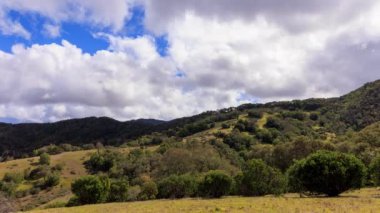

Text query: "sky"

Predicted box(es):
[0, 0, 380, 123]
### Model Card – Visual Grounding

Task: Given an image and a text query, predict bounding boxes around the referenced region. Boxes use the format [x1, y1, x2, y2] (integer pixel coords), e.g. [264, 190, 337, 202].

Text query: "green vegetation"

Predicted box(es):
[157, 174, 198, 198]
[39, 153, 51, 165]
[71, 176, 110, 205]
[288, 151, 366, 196]
[369, 155, 380, 186]
[139, 181, 158, 200]
[238, 159, 286, 196]
[108, 180, 129, 202]
[199, 170, 232, 198]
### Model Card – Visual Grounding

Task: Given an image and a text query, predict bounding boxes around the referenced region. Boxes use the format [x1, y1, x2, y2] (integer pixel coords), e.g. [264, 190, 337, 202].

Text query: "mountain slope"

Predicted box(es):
[339, 80, 380, 130]
[0, 79, 379, 159]
[0, 117, 164, 158]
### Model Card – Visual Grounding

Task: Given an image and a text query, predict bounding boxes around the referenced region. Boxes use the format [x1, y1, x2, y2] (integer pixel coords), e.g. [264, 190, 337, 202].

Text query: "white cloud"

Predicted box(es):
[0, 38, 242, 122]
[43, 23, 61, 38]
[141, 0, 374, 34]
[0, 0, 134, 36]
[1, 0, 380, 122]
[0, 10, 31, 39]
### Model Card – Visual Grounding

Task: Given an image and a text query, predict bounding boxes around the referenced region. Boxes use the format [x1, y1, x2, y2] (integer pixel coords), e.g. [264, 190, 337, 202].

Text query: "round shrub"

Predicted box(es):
[108, 180, 129, 202]
[85, 153, 115, 173]
[71, 176, 110, 204]
[43, 173, 60, 188]
[158, 174, 198, 199]
[199, 170, 232, 198]
[287, 151, 366, 196]
[239, 159, 286, 196]
[139, 181, 158, 200]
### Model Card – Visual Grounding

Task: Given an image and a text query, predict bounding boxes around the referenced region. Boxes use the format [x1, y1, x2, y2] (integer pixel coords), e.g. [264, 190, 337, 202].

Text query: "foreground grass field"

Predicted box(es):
[30, 188, 380, 213]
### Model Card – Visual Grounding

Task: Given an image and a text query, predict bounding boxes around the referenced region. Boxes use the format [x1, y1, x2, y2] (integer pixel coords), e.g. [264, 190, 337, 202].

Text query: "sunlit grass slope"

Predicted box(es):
[30, 188, 380, 213]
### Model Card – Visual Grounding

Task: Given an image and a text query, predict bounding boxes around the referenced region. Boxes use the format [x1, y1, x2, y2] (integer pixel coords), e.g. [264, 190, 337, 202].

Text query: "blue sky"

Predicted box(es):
[0, 6, 168, 56]
[0, 0, 379, 123]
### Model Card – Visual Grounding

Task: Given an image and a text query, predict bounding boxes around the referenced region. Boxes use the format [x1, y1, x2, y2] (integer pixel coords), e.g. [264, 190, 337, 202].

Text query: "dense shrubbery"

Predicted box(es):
[177, 121, 213, 137]
[71, 176, 110, 204]
[369, 156, 380, 186]
[139, 181, 158, 200]
[223, 130, 255, 151]
[287, 151, 366, 196]
[238, 159, 286, 196]
[157, 174, 198, 198]
[84, 150, 126, 174]
[199, 170, 232, 198]
[108, 180, 129, 202]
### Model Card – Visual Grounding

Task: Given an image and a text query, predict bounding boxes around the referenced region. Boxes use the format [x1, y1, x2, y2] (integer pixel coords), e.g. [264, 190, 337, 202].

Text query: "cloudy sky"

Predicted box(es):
[0, 0, 379, 123]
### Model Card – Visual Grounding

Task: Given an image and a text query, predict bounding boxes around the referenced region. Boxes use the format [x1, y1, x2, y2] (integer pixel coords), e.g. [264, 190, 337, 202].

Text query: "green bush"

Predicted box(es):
[127, 185, 141, 201]
[28, 166, 50, 180]
[369, 156, 380, 186]
[43, 173, 60, 188]
[108, 180, 129, 202]
[248, 110, 263, 119]
[0, 181, 17, 197]
[264, 117, 283, 130]
[255, 128, 278, 144]
[199, 170, 232, 198]
[221, 123, 230, 129]
[309, 113, 319, 121]
[223, 131, 255, 151]
[139, 181, 158, 200]
[239, 159, 286, 196]
[158, 174, 198, 199]
[85, 151, 122, 173]
[71, 176, 110, 204]
[3, 172, 24, 184]
[287, 151, 366, 196]
[39, 153, 51, 165]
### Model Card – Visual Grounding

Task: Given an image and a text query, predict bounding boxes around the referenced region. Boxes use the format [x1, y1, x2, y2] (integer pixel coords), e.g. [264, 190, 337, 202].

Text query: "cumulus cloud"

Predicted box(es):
[0, 0, 134, 35]
[0, 0, 380, 122]
[0, 38, 241, 122]
[141, 0, 374, 34]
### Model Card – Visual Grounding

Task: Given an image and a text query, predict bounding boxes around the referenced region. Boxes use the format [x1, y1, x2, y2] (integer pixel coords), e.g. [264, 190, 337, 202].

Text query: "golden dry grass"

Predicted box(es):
[257, 113, 269, 129]
[30, 188, 380, 213]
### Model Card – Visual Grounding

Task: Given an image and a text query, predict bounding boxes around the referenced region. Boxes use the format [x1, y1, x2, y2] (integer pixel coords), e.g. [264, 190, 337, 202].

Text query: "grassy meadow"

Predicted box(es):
[29, 188, 380, 213]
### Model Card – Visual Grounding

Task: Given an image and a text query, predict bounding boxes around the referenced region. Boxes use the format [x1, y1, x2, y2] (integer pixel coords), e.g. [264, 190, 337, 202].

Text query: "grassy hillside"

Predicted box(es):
[0, 147, 157, 211]
[30, 188, 380, 213]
